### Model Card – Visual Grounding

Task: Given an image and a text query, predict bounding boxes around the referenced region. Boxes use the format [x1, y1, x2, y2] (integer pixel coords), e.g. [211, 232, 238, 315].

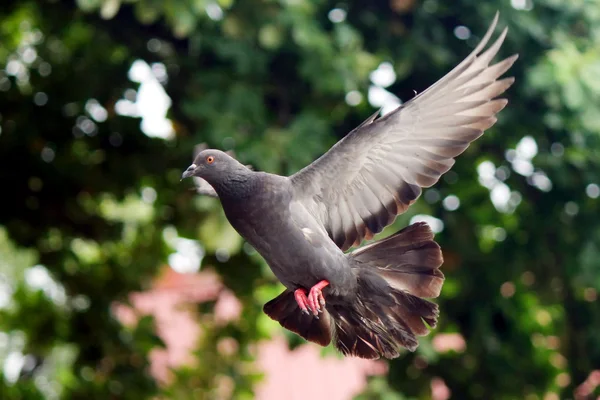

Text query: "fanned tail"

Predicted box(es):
[331, 222, 444, 358]
[263, 222, 444, 359]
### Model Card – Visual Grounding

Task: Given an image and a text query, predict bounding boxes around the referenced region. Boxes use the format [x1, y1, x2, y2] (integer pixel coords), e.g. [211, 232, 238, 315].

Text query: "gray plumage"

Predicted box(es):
[182, 13, 516, 359]
[191, 144, 252, 198]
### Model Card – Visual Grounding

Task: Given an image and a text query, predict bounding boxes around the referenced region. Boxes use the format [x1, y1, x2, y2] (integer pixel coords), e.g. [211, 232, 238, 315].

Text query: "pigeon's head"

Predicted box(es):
[181, 149, 248, 184]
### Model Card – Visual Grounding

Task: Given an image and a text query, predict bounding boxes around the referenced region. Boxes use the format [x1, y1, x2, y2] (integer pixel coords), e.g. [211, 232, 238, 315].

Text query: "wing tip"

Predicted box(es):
[503, 76, 516, 86]
[492, 10, 500, 24]
[474, 11, 501, 54]
[505, 53, 519, 66]
[496, 99, 509, 113]
[494, 26, 509, 50]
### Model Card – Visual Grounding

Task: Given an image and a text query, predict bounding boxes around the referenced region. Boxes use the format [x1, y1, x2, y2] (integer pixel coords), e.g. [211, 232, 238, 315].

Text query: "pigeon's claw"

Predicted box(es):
[307, 291, 323, 315]
[294, 288, 310, 315]
[295, 281, 330, 317]
[307, 280, 330, 316]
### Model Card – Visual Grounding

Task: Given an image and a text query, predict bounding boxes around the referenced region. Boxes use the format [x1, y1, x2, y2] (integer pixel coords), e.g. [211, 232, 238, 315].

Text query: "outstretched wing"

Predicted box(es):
[291, 13, 517, 251]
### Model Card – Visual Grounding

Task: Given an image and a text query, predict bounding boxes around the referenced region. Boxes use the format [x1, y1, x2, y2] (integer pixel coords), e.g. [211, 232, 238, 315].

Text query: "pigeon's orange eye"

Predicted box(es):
[206, 156, 215, 164]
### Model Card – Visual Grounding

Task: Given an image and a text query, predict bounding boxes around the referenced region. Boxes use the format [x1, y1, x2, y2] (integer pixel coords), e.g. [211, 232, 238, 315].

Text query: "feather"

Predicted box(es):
[290, 14, 517, 250]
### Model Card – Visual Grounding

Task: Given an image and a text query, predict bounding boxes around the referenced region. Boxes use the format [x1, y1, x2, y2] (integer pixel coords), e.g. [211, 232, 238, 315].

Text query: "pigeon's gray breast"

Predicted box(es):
[220, 173, 356, 295]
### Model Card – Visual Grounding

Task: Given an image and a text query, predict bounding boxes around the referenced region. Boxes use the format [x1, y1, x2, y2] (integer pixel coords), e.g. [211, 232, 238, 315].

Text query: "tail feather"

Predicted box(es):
[329, 291, 418, 358]
[262, 222, 444, 360]
[391, 290, 440, 334]
[352, 222, 444, 298]
[331, 222, 444, 359]
[330, 302, 404, 359]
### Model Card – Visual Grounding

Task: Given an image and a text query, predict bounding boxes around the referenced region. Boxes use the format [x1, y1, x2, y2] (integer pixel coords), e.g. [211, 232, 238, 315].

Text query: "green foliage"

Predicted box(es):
[1, 0, 599, 399]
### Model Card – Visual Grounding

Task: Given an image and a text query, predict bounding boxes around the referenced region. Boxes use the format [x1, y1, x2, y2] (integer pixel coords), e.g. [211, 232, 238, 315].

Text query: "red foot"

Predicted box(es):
[294, 289, 310, 315]
[294, 280, 330, 317]
[308, 280, 329, 316]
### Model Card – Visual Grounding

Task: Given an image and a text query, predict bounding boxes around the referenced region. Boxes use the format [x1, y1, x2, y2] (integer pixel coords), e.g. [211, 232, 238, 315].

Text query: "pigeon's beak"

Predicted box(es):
[181, 164, 197, 180]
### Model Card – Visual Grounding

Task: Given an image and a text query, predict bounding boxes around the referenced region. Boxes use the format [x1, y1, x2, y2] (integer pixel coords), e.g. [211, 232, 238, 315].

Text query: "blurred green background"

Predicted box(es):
[1, 0, 599, 399]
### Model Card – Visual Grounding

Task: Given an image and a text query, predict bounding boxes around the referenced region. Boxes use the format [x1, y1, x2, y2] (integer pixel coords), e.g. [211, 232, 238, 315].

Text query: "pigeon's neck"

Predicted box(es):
[211, 169, 256, 200]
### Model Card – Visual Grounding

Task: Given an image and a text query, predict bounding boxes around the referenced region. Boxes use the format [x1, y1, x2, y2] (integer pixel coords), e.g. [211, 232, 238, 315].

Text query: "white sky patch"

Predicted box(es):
[215, 248, 230, 263]
[370, 62, 396, 88]
[151, 63, 167, 83]
[516, 136, 538, 159]
[85, 99, 107, 122]
[505, 149, 516, 162]
[530, 172, 552, 192]
[141, 187, 157, 204]
[492, 227, 507, 242]
[368, 61, 400, 115]
[490, 183, 511, 212]
[477, 160, 522, 213]
[1, 331, 26, 384]
[206, 2, 224, 21]
[477, 161, 496, 189]
[21, 47, 37, 64]
[505, 136, 553, 193]
[454, 25, 471, 40]
[3, 351, 25, 383]
[368, 86, 400, 115]
[163, 227, 204, 273]
[511, 0, 533, 11]
[410, 214, 444, 233]
[114, 99, 137, 117]
[168, 239, 203, 273]
[117, 60, 174, 139]
[510, 136, 537, 177]
[586, 183, 600, 199]
[345, 90, 362, 106]
[328, 8, 346, 23]
[6, 59, 25, 76]
[24, 265, 67, 306]
[0, 277, 13, 309]
[2, 26, 44, 88]
[511, 158, 534, 176]
[442, 195, 460, 211]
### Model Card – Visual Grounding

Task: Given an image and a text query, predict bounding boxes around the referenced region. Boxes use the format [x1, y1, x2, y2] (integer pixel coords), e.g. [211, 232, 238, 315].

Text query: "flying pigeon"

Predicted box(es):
[182, 13, 517, 359]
